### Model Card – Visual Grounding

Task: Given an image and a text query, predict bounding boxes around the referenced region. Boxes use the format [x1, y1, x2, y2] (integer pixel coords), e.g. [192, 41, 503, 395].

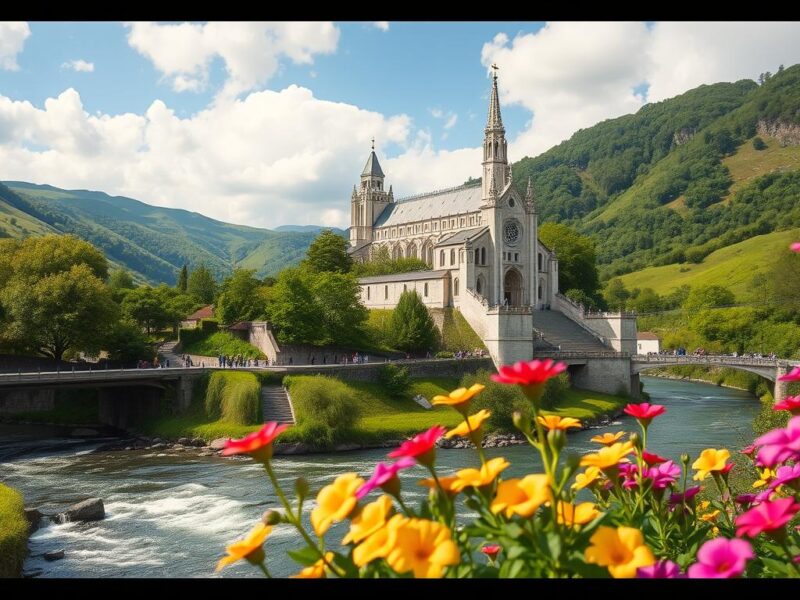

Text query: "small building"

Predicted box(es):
[227, 321, 252, 341]
[637, 331, 661, 355]
[181, 304, 214, 329]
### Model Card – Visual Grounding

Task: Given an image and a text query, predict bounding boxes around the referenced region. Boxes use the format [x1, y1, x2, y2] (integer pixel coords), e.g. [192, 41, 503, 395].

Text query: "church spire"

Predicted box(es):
[486, 65, 504, 131]
[481, 65, 508, 203]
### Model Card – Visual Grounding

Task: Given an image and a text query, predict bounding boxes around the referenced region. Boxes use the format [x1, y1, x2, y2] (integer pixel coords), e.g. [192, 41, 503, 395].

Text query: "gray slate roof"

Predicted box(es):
[435, 227, 489, 247]
[361, 151, 385, 178]
[373, 184, 483, 228]
[358, 270, 449, 284]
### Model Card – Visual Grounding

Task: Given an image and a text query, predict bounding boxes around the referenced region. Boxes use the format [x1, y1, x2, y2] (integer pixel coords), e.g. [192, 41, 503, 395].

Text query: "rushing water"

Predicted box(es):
[0, 376, 760, 578]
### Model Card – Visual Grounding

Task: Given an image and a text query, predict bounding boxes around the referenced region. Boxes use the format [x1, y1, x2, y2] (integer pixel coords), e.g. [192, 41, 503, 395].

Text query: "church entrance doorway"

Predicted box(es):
[503, 268, 523, 307]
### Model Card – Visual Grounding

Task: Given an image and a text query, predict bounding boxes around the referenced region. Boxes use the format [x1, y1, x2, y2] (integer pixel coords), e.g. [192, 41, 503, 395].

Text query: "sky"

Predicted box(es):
[1, 21, 799, 230]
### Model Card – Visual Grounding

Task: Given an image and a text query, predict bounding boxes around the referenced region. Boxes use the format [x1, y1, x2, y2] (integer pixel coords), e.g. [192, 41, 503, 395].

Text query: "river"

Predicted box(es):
[0, 376, 761, 578]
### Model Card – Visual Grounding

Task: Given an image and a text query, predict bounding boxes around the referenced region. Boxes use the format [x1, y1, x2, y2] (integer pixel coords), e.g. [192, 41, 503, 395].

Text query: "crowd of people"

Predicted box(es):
[647, 348, 778, 360]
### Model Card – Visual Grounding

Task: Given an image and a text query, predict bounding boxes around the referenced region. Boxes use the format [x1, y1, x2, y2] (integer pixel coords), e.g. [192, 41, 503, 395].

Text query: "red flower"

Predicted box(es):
[642, 451, 668, 466]
[491, 359, 567, 386]
[720, 463, 734, 475]
[481, 544, 502, 560]
[388, 425, 447, 467]
[221, 422, 289, 463]
[735, 498, 800, 538]
[779, 367, 800, 382]
[624, 403, 666, 425]
[773, 396, 800, 416]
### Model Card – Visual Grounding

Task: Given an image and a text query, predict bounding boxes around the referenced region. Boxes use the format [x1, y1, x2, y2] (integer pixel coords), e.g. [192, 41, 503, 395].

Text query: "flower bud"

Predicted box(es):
[294, 476, 310, 500]
[629, 432, 642, 451]
[512, 410, 532, 435]
[547, 428, 565, 452]
[681, 453, 690, 466]
[262, 509, 283, 525]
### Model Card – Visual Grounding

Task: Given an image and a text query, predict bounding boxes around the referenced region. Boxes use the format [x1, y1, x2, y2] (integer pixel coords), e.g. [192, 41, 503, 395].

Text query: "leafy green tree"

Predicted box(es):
[0, 264, 117, 360]
[752, 136, 767, 151]
[683, 284, 735, 311]
[770, 251, 800, 313]
[187, 264, 217, 304]
[108, 270, 135, 290]
[538, 223, 600, 298]
[177, 264, 188, 292]
[265, 268, 323, 345]
[216, 269, 266, 325]
[121, 286, 172, 334]
[312, 271, 368, 346]
[302, 229, 352, 274]
[564, 288, 598, 311]
[388, 290, 438, 354]
[603, 278, 631, 311]
[11, 234, 108, 281]
[628, 288, 663, 314]
[104, 319, 152, 363]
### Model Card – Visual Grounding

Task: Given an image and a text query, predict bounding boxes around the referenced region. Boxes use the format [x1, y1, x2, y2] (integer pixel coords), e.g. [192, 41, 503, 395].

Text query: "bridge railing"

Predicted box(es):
[533, 351, 631, 359]
[631, 354, 782, 366]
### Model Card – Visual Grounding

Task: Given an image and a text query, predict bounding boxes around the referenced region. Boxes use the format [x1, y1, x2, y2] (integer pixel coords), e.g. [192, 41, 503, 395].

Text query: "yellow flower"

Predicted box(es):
[555, 501, 601, 526]
[432, 384, 485, 413]
[342, 495, 394, 545]
[537, 415, 582, 431]
[698, 500, 710, 511]
[452, 457, 510, 492]
[215, 523, 272, 571]
[445, 409, 492, 439]
[311, 472, 365, 536]
[692, 448, 730, 481]
[385, 518, 460, 578]
[418, 475, 461, 497]
[579, 442, 635, 470]
[700, 509, 721, 523]
[590, 431, 626, 446]
[490, 474, 551, 518]
[584, 526, 655, 579]
[752, 468, 776, 489]
[290, 552, 333, 578]
[352, 515, 408, 567]
[572, 466, 603, 491]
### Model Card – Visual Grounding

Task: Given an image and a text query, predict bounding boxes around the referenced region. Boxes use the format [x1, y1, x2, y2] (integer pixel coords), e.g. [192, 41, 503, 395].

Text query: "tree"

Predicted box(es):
[122, 286, 172, 334]
[177, 264, 188, 293]
[187, 264, 217, 304]
[352, 245, 430, 277]
[108, 270, 135, 290]
[302, 229, 352, 274]
[683, 285, 735, 311]
[752, 136, 767, 151]
[11, 234, 108, 281]
[388, 290, 438, 354]
[628, 288, 663, 315]
[216, 269, 266, 325]
[312, 271, 368, 346]
[104, 320, 152, 364]
[0, 264, 117, 360]
[538, 223, 600, 299]
[603, 278, 631, 311]
[265, 268, 323, 345]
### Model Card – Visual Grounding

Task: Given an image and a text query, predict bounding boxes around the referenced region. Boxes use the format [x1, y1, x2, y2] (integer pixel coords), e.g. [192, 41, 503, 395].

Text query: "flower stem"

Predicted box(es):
[257, 562, 272, 578]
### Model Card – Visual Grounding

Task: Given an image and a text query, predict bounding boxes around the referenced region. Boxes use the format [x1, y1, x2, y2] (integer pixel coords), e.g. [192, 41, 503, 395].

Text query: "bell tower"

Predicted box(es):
[350, 139, 392, 246]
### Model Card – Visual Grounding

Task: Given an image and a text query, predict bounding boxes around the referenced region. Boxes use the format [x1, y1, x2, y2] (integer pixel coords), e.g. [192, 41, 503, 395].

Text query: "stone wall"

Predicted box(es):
[359, 276, 449, 309]
[0, 388, 56, 414]
[282, 357, 494, 383]
[568, 357, 635, 397]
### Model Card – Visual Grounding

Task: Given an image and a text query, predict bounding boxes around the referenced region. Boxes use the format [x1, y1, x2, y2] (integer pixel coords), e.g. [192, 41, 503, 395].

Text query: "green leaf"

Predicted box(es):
[287, 546, 322, 567]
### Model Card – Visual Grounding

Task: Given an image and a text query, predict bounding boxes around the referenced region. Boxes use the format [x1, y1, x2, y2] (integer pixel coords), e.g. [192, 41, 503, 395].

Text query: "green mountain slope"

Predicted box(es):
[0, 182, 343, 284]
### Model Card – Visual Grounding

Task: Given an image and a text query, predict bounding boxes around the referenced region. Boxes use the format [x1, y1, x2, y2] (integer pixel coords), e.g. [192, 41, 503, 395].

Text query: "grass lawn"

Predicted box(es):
[0, 484, 28, 578]
[542, 388, 627, 420]
[180, 331, 265, 359]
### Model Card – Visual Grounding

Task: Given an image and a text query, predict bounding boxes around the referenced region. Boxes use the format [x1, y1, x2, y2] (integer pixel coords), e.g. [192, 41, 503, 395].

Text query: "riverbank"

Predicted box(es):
[646, 373, 754, 394]
[642, 365, 771, 399]
[0, 483, 28, 578]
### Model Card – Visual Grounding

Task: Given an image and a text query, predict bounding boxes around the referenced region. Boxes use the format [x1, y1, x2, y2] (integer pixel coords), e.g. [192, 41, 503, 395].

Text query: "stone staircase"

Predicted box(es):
[158, 340, 182, 366]
[261, 385, 295, 425]
[532, 311, 609, 353]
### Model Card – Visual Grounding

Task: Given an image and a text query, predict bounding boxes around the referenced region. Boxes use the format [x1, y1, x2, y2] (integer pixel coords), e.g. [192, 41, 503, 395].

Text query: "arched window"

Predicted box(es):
[424, 283, 429, 297]
[450, 249, 456, 265]
[440, 250, 445, 266]
[454, 278, 460, 296]
[384, 285, 388, 300]
[538, 253, 543, 270]
[474, 248, 480, 264]
[459, 249, 464, 264]
[403, 284, 407, 292]
[538, 283, 543, 302]
[476, 275, 483, 295]
[367, 287, 370, 300]
[481, 247, 486, 266]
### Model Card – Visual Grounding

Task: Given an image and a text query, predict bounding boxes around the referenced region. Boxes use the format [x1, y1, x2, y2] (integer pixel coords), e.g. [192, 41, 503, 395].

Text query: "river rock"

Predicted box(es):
[152, 437, 164, 444]
[190, 438, 206, 447]
[22, 568, 44, 578]
[54, 498, 105, 524]
[411, 394, 433, 410]
[44, 550, 65, 561]
[25, 508, 43, 532]
[71, 428, 99, 437]
[177, 437, 192, 446]
[124, 446, 133, 451]
[274, 442, 311, 455]
[209, 438, 228, 450]
[334, 443, 361, 452]
[150, 443, 167, 450]
[199, 451, 214, 457]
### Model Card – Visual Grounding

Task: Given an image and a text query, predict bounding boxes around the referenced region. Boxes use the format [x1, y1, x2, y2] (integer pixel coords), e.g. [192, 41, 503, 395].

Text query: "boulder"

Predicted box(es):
[190, 438, 206, 447]
[209, 438, 228, 450]
[25, 508, 43, 532]
[44, 550, 65, 561]
[411, 394, 433, 410]
[177, 437, 192, 446]
[54, 498, 105, 524]
[150, 443, 167, 450]
[152, 437, 164, 444]
[198, 451, 214, 457]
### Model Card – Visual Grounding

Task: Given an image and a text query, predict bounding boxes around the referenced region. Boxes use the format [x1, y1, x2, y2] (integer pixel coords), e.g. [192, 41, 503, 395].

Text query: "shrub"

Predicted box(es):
[284, 375, 361, 449]
[459, 369, 530, 431]
[540, 373, 570, 410]
[752, 136, 767, 150]
[388, 290, 438, 354]
[204, 371, 261, 425]
[435, 351, 455, 358]
[0, 484, 27, 578]
[378, 364, 410, 400]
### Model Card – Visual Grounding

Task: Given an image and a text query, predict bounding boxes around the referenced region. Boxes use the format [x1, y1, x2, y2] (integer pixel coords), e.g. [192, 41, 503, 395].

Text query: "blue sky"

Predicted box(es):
[1, 21, 799, 229]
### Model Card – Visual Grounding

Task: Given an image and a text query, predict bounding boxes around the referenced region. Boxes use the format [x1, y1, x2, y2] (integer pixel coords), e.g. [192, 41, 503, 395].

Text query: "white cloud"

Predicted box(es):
[444, 113, 458, 130]
[61, 59, 95, 73]
[373, 22, 390, 32]
[125, 22, 340, 98]
[0, 22, 30, 71]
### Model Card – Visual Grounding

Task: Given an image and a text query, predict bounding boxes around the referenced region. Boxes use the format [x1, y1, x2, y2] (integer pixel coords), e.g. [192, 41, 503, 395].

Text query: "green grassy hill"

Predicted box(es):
[0, 181, 344, 284]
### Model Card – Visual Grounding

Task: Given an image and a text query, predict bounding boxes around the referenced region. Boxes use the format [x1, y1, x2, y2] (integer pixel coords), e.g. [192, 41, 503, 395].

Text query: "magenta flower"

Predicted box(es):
[779, 367, 800, 382]
[637, 560, 684, 579]
[791, 242, 800, 252]
[618, 463, 639, 489]
[646, 460, 681, 490]
[735, 494, 757, 507]
[356, 457, 416, 500]
[668, 486, 701, 506]
[740, 444, 756, 457]
[687, 538, 753, 578]
[735, 497, 800, 538]
[387, 425, 447, 467]
[769, 464, 800, 491]
[753, 416, 800, 467]
[773, 396, 800, 416]
[623, 402, 666, 426]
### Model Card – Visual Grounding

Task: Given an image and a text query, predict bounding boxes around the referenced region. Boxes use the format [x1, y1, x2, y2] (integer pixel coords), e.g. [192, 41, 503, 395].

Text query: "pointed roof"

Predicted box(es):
[486, 71, 504, 130]
[361, 150, 385, 178]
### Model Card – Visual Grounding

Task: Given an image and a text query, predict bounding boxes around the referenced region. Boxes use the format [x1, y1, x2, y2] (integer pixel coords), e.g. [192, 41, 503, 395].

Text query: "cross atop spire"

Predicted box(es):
[371, 137, 375, 151]
[486, 65, 504, 131]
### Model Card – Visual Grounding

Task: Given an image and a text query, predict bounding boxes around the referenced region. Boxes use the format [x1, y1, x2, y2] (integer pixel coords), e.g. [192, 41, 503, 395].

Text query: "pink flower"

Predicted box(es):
[779, 367, 800, 382]
[720, 463, 733, 475]
[668, 486, 701, 506]
[753, 416, 800, 467]
[687, 538, 753, 578]
[388, 425, 447, 467]
[490, 359, 567, 386]
[773, 396, 800, 416]
[769, 464, 800, 491]
[735, 494, 757, 507]
[735, 497, 800, 538]
[642, 451, 668, 466]
[740, 444, 756, 457]
[637, 560, 683, 578]
[618, 463, 639, 489]
[356, 457, 416, 499]
[481, 544, 501, 560]
[623, 402, 666, 426]
[221, 422, 289, 463]
[791, 242, 800, 252]
[646, 460, 681, 490]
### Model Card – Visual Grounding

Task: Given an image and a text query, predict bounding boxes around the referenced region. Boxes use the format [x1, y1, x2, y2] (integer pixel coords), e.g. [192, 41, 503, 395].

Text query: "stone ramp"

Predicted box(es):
[532, 311, 609, 353]
[261, 385, 295, 425]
